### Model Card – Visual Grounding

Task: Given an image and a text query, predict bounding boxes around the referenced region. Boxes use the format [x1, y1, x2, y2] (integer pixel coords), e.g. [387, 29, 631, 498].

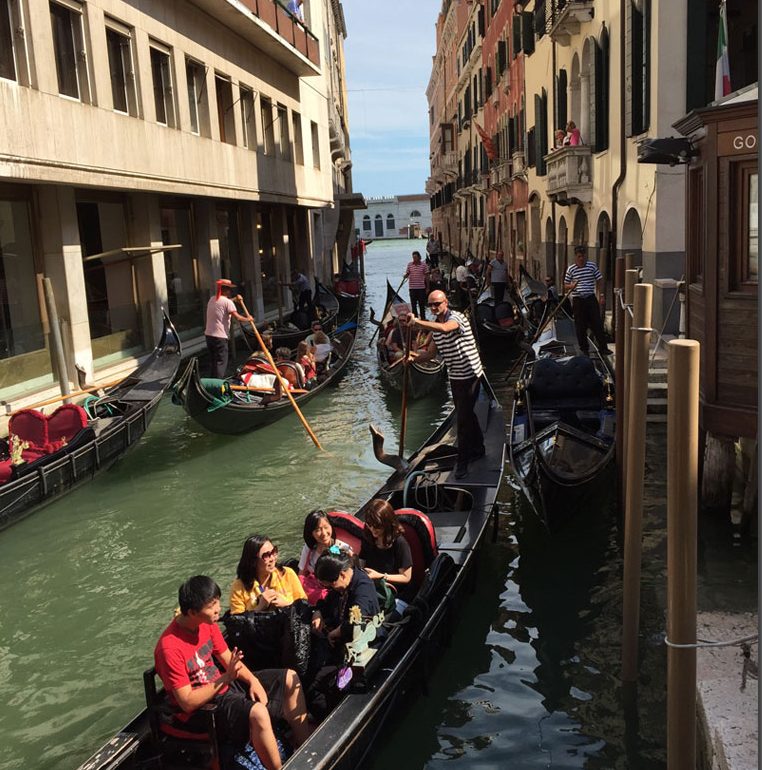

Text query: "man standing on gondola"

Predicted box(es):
[205, 278, 253, 379]
[404, 290, 484, 479]
[563, 246, 611, 356]
[403, 251, 429, 320]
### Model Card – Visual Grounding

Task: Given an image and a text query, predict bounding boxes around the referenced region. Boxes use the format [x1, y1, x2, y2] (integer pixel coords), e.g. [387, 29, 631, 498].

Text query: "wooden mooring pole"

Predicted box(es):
[667, 340, 699, 769]
[614, 257, 625, 503]
[621, 282, 653, 682]
[621, 268, 639, 500]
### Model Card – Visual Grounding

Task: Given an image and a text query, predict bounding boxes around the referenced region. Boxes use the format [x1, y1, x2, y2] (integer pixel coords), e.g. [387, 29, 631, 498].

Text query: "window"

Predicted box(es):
[687, 167, 704, 285]
[731, 164, 758, 290]
[215, 74, 235, 145]
[374, 215, 383, 237]
[161, 205, 202, 338]
[50, 0, 91, 102]
[150, 41, 176, 127]
[626, 0, 650, 136]
[556, 69, 567, 130]
[749, 173, 758, 283]
[410, 210, 421, 218]
[362, 215, 371, 232]
[1, 0, 19, 81]
[311, 120, 320, 169]
[595, 29, 610, 151]
[442, 123, 454, 153]
[292, 111, 304, 164]
[277, 105, 290, 160]
[386, 214, 396, 231]
[534, 90, 548, 176]
[240, 86, 255, 150]
[261, 96, 274, 155]
[185, 58, 209, 136]
[105, 19, 138, 116]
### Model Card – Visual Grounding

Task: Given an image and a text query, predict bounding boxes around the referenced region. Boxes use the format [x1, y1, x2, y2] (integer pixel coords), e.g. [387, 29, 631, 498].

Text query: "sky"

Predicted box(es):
[342, 0, 441, 199]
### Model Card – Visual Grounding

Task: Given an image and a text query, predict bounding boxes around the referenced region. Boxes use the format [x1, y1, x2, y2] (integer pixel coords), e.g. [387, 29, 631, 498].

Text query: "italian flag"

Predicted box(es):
[714, 0, 731, 100]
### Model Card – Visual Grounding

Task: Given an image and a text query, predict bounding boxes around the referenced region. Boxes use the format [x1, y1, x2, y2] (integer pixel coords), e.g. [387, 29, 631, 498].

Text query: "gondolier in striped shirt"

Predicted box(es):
[405, 290, 484, 479]
[563, 246, 611, 356]
[404, 251, 430, 319]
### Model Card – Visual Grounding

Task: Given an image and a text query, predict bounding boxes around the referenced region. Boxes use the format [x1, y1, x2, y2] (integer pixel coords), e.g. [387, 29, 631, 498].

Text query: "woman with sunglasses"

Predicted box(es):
[230, 534, 307, 614]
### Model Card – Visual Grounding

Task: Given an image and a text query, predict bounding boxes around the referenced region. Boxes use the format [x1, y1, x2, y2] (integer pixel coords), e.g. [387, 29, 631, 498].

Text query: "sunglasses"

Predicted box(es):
[259, 546, 279, 560]
[427, 301, 444, 308]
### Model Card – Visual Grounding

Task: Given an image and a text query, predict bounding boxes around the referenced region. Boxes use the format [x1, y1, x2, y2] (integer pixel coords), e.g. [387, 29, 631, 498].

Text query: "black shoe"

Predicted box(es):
[469, 446, 486, 460]
[454, 462, 468, 479]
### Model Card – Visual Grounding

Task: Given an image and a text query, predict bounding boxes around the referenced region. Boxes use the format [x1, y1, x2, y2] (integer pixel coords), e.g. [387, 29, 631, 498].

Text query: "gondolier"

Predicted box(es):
[563, 247, 611, 356]
[205, 279, 253, 379]
[406, 290, 484, 478]
[403, 251, 429, 319]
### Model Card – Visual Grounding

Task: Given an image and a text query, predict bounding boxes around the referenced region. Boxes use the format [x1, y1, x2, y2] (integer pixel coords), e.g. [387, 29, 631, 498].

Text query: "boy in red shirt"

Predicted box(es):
[154, 575, 312, 770]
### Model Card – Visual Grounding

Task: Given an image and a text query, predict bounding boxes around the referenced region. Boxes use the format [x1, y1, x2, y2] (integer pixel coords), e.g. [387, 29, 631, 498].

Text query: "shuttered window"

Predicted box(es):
[556, 69, 567, 130]
[595, 31, 610, 151]
[527, 127, 536, 167]
[512, 19, 521, 59]
[534, 91, 548, 176]
[626, 0, 650, 136]
[521, 12, 535, 55]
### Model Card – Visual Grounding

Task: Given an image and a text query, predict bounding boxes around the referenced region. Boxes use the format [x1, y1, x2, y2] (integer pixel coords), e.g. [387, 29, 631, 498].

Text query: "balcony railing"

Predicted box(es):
[545, 0, 594, 46]
[544, 145, 593, 204]
[190, 0, 320, 76]
[511, 150, 525, 179]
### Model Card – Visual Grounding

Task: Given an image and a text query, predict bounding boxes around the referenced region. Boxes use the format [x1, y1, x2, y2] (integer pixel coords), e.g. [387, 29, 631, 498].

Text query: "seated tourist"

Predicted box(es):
[274, 347, 304, 389]
[359, 499, 413, 613]
[382, 320, 404, 363]
[154, 575, 312, 770]
[296, 341, 316, 388]
[304, 321, 323, 349]
[230, 535, 307, 614]
[298, 510, 352, 604]
[311, 331, 333, 372]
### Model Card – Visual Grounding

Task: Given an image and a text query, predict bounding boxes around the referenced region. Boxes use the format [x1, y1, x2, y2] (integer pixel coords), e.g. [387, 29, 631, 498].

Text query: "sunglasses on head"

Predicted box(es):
[259, 546, 279, 560]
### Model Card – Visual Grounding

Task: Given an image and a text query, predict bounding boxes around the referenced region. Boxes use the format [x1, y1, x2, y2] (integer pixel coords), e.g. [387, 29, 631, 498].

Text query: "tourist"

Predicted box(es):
[403, 251, 430, 319]
[485, 250, 510, 303]
[564, 120, 582, 146]
[230, 535, 307, 614]
[154, 575, 312, 770]
[298, 510, 352, 604]
[304, 321, 323, 348]
[287, 0, 304, 22]
[296, 341, 317, 387]
[563, 246, 610, 356]
[205, 279, 254, 379]
[311, 330, 333, 371]
[404, 290, 484, 478]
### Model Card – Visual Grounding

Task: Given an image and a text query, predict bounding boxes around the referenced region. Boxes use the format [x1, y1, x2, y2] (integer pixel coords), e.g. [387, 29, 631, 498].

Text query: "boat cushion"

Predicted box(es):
[0, 459, 13, 484]
[527, 355, 603, 409]
[9, 409, 48, 451]
[47, 404, 89, 450]
[337, 279, 360, 295]
[394, 508, 438, 591]
[327, 511, 364, 556]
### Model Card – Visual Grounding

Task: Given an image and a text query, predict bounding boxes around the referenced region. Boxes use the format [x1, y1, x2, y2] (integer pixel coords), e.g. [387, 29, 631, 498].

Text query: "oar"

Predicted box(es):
[10, 378, 126, 415]
[334, 319, 358, 334]
[230, 385, 308, 394]
[235, 299, 323, 450]
[368, 276, 407, 348]
[398, 322, 413, 457]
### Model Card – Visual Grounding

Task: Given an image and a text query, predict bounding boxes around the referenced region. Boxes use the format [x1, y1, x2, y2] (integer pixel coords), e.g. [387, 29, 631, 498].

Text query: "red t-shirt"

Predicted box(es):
[154, 619, 229, 719]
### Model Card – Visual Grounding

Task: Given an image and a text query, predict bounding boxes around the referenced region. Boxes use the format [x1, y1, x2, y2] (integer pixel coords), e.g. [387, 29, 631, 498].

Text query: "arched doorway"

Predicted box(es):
[621, 208, 643, 266]
[573, 207, 589, 249]
[374, 214, 384, 238]
[529, 194, 542, 277]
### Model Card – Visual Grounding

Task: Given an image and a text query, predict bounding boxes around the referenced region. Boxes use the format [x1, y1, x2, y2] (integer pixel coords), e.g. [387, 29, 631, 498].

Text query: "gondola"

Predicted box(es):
[375, 280, 446, 399]
[333, 273, 365, 321]
[0, 313, 181, 532]
[471, 277, 528, 345]
[508, 315, 616, 531]
[173, 326, 356, 435]
[244, 280, 340, 350]
[77, 377, 505, 770]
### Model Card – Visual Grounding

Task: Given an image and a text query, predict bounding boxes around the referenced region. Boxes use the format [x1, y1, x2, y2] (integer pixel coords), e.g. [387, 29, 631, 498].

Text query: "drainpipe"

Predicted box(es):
[551, 38, 558, 280]
[611, 0, 628, 287]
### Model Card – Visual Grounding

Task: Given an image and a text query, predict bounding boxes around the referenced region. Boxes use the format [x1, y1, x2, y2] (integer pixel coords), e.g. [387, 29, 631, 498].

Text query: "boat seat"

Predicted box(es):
[9, 409, 48, 452]
[47, 404, 89, 450]
[493, 301, 516, 328]
[276, 361, 304, 389]
[327, 511, 365, 555]
[575, 409, 604, 433]
[531, 410, 559, 430]
[527, 355, 603, 410]
[143, 666, 222, 770]
[394, 508, 438, 592]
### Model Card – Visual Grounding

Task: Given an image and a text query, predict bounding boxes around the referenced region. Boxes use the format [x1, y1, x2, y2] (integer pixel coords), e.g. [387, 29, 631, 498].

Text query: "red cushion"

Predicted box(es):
[0, 459, 13, 484]
[9, 410, 48, 450]
[21, 448, 47, 464]
[394, 509, 438, 591]
[327, 511, 365, 556]
[47, 404, 88, 446]
[497, 316, 515, 327]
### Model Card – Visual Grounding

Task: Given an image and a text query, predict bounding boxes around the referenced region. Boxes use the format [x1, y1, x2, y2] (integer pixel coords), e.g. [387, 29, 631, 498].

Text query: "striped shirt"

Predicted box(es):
[564, 260, 602, 297]
[431, 309, 483, 381]
[405, 261, 429, 289]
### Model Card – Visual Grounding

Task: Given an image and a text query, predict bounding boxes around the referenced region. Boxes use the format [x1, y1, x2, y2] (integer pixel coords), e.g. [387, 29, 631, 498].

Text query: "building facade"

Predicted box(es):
[354, 195, 433, 240]
[0, 0, 360, 408]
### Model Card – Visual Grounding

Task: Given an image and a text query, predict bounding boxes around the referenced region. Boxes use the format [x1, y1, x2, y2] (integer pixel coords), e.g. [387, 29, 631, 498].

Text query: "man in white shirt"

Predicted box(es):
[205, 279, 253, 379]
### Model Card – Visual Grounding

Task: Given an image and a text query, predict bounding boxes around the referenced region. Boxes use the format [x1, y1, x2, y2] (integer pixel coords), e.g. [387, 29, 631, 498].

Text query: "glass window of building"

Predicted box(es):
[277, 105, 290, 160]
[161, 205, 202, 340]
[240, 86, 255, 150]
[311, 121, 320, 168]
[0, 195, 53, 400]
[386, 214, 395, 231]
[257, 210, 279, 315]
[1, 0, 17, 81]
[105, 18, 138, 117]
[216, 207, 242, 283]
[50, 0, 91, 102]
[292, 111, 304, 164]
[374, 215, 383, 237]
[185, 58, 210, 137]
[149, 40, 176, 127]
[215, 74, 235, 145]
[362, 215, 371, 232]
[748, 172, 758, 282]
[261, 96, 275, 155]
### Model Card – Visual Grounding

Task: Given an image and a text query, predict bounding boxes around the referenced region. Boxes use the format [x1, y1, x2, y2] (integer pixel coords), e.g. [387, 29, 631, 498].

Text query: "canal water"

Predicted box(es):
[0, 239, 692, 769]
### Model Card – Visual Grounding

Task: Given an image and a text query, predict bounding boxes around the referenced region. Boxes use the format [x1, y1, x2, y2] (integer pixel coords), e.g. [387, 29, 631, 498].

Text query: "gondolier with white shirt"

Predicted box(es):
[205, 279, 253, 379]
[404, 290, 484, 479]
[563, 246, 611, 356]
[403, 251, 429, 319]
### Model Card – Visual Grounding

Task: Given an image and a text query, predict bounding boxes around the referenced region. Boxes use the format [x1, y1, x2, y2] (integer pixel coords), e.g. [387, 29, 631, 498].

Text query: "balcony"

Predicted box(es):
[189, 0, 320, 76]
[511, 150, 526, 179]
[474, 172, 490, 192]
[547, 0, 594, 46]
[490, 161, 512, 188]
[442, 151, 458, 178]
[544, 145, 593, 205]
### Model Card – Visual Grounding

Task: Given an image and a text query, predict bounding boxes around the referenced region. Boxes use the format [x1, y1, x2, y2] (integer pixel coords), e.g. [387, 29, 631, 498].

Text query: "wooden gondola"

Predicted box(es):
[375, 280, 445, 399]
[173, 327, 356, 435]
[77, 377, 505, 770]
[508, 315, 616, 531]
[472, 281, 527, 345]
[244, 280, 340, 350]
[0, 313, 182, 532]
[333, 274, 365, 321]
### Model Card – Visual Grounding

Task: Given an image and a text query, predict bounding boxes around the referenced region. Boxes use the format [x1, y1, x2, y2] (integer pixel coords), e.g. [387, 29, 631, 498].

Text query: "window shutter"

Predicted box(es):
[557, 69, 568, 130]
[527, 127, 536, 167]
[485, 66, 492, 97]
[497, 40, 506, 74]
[512, 20, 521, 59]
[522, 13, 535, 55]
[478, 6, 485, 36]
[534, 0, 546, 38]
[595, 36, 609, 151]
[508, 116, 515, 155]
[535, 93, 546, 176]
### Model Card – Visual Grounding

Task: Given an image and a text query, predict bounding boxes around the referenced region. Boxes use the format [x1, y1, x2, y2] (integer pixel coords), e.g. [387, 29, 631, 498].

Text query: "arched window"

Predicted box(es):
[410, 210, 422, 218]
[556, 69, 567, 131]
[386, 214, 396, 231]
[595, 28, 610, 151]
[362, 214, 371, 232]
[374, 214, 383, 237]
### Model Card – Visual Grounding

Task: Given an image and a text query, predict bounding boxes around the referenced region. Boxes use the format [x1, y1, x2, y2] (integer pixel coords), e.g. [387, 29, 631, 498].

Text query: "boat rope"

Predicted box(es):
[663, 633, 758, 649]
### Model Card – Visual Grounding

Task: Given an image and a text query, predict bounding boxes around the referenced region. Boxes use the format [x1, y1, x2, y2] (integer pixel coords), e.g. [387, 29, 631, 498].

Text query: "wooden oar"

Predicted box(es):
[235, 299, 323, 450]
[230, 385, 308, 394]
[368, 276, 407, 348]
[398, 322, 413, 456]
[10, 378, 125, 415]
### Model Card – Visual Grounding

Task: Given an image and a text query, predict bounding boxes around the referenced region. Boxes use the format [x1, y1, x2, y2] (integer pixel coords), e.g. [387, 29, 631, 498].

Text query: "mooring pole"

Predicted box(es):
[621, 268, 638, 497]
[614, 257, 625, 503]
[621, 282, 653, 682]
[42, 276, 71, 403]
[666, 339, 699, 769]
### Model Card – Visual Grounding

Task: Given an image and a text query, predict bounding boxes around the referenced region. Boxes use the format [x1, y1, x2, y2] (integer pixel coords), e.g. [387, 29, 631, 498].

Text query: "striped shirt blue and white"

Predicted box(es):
[564, 260, 602, 297]
[431, 309, 483, 381]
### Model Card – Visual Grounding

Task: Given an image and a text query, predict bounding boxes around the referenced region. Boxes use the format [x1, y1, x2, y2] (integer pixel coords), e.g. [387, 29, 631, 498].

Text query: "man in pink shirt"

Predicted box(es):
[404, 251, 430, 320]
[205, 279, 253, 379]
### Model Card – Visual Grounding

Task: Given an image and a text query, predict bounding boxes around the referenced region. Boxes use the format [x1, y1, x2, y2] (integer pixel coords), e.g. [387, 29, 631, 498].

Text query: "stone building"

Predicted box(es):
[0, 0, 360, 407]
[354, 195, 432, 240]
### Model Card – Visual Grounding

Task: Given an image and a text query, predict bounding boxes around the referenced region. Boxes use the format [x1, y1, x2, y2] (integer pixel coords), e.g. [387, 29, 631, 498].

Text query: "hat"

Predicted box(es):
[215, 278, 236, 299]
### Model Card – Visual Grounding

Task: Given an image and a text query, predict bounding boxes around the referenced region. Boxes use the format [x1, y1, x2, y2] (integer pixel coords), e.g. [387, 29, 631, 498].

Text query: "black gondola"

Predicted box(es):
[77, 378, 505, 770]
[334, 273, 365, 321]
[244, 280, 340, 350]
[173, 327, 356, 435]
[508, 316, 616, 530]
[472, 281, 527, 344]
[375, 280, 445, 399]
[0, 313, 182, 532]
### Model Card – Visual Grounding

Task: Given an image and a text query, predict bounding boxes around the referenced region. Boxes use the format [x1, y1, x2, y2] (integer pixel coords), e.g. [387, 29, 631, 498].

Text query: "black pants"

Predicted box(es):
[572, 294, 608, 354]
[409, 288, 428, 319]
[450, 376, 484, 465]
[296, 289, 313, 315]
[492, 282, 506, 303]
[206, 335, 229, 379]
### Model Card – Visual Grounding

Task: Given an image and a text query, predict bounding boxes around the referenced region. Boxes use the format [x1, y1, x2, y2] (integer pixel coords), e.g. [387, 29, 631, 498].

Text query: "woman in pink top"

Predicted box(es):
[564, 120, 582, 146]
[205, 279, 253, 379]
